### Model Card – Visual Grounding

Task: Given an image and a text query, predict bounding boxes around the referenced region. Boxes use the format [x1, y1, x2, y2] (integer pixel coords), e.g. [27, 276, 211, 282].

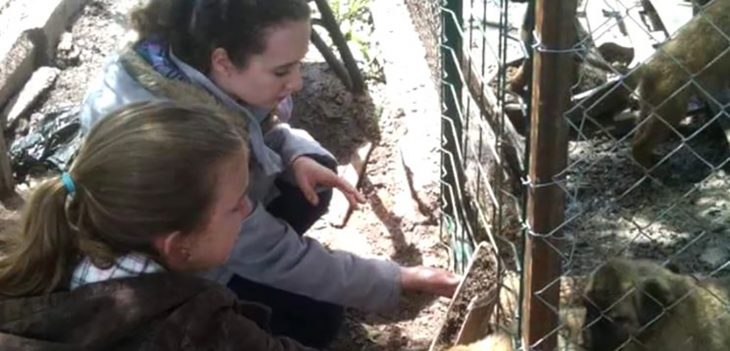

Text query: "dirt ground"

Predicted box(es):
[306, 1, 450, 349]
[1, 0, 451, 350]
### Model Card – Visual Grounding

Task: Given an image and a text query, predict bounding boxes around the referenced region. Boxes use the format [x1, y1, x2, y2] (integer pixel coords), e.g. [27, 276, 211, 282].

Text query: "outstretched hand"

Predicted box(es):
[400, 266, 461, 298]
[291, 156, 366, 207]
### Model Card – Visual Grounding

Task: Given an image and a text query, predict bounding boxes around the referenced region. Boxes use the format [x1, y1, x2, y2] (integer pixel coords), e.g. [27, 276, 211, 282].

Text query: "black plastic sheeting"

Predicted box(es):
[9, 107, 82, 182]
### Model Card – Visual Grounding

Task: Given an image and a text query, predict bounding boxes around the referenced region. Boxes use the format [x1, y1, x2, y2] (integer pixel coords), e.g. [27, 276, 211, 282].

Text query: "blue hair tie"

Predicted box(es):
[61, 172, 76, 196]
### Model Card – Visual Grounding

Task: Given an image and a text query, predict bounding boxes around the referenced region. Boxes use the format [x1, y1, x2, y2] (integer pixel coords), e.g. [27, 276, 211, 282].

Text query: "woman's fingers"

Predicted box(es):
[400, 266, 462, 298]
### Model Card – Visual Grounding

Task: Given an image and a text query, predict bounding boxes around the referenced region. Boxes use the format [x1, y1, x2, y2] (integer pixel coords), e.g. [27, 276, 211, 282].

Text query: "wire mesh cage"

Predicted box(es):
[434, 0, 730, 349]
[561, 0, 730, 350]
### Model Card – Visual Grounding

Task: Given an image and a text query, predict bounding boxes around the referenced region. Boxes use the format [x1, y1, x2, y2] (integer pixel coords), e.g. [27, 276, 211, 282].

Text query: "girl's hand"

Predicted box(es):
[292, 156, 366, 207]
[400, 266, 461, 297]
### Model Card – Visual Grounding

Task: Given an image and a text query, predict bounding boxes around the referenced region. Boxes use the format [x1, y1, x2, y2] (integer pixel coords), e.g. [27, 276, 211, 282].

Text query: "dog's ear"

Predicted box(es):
[636, 277, 675, 326]
[665, 261, 681, 274]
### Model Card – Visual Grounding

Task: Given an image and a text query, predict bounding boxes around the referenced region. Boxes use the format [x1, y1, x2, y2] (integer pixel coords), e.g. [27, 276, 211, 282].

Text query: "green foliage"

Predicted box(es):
[327, 0, 373, 71]
[330, 0, 369, 24]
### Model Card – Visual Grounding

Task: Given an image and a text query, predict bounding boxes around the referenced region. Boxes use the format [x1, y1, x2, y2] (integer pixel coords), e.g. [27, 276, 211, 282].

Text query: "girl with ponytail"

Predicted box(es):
[0, 101, 317, 350]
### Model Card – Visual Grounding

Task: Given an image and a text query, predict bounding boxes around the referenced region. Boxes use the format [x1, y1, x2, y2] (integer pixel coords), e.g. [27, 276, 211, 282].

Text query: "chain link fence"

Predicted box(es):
[427, 0, 730, 349]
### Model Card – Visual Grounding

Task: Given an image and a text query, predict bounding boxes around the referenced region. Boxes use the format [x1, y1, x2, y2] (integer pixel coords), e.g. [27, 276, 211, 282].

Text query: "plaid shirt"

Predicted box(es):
[70, 253, 164, 290]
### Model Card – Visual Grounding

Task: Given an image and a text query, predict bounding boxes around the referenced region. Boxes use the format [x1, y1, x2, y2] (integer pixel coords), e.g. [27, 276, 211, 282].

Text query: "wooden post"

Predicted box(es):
[521, 0, 575, 350]
[310, 29, 353, 91]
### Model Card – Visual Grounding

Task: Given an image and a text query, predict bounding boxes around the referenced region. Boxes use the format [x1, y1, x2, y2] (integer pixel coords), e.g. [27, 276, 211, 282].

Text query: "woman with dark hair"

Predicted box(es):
[79, 0, 460, 347]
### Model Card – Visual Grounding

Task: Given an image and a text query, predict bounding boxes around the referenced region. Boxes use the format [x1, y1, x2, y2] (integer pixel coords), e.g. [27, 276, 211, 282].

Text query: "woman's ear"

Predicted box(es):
[210, 47, 233, 77]
[152, 231, 191, 270]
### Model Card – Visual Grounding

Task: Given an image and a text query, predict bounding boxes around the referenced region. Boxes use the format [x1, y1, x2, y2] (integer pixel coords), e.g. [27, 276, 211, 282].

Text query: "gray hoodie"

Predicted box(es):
[78, 48, 401, 312]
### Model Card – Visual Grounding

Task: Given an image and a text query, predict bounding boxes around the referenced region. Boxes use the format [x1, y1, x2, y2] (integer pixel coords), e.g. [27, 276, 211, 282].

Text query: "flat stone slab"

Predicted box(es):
[2, 66, 60, 128]
[36, 0, 90, 60]
[0, 30, 38, 109]
[0, 0, 89, 108]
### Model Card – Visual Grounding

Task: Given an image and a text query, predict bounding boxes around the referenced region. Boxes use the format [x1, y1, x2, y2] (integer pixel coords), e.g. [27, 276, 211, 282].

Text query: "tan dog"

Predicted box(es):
[582, 258, 730, 351]
[630, 0, 730, 167]
[445, 333, 514, 351]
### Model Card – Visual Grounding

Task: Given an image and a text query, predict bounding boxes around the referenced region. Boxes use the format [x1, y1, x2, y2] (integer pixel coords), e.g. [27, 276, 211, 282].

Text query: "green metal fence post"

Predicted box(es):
[441, 0, 464, 218]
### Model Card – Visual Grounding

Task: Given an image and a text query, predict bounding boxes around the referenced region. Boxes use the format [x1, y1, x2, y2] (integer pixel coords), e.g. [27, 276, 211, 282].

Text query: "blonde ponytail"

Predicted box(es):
[0, 179, 78, 296]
